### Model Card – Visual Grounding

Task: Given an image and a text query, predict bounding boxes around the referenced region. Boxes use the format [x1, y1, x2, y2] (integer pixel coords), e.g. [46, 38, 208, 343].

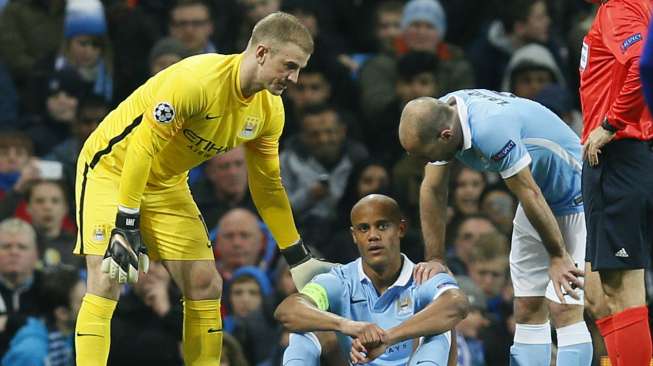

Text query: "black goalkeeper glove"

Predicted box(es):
[101, 210, 149, 284]
[281, 239, 336, 290]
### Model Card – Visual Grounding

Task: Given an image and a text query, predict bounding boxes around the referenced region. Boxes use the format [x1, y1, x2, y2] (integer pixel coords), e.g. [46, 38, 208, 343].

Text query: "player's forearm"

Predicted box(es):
[118, 140, 154, 209]
[385, 290, 469, 345]
[419, 175, 448, 261]
[246, 153, 300, 248]
[274, 294, 348, 333]
[516, 187, 565, 257]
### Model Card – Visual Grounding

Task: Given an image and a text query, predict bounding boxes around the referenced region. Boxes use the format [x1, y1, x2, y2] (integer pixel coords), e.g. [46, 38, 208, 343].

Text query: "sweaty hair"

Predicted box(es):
[250, 12, 314, 54]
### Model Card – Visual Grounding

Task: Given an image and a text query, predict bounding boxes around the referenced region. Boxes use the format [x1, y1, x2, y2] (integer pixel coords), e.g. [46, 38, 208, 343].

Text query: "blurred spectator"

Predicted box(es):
[0, 132, 34, 199]
[192, 147, 255, 229]
[366, 51, 440, 165]
[283, 0, 359, 113]
[467, 0, 561, 91]
[468, 233, 510, 314]
[24, 68, 88, 157]
[373, 1, 404, 55]
[446, 214, 498, 275]
[148, 37, 190, 76]
[45, 95, 109, 214]
[501, 43, 565, 100]
[168, 0, 215, 55]
[108, 262, 183, 366]
[480, 188, 517, 237]
[455, 276, 490, 366]
[25, 180, 78, 268]
[271, 258, 296, 308]
[232, 0, 281, 52]
[225, 266, 278, 366]
[280, 104, 368, 251]
[360, 0, 474, 120]
[1, 265, 83, 366]
[0, 0, 65, 93]
[391, 154, 428, 228]
[449, 166, 486, 231]
[221, 333, 250, 366]
[0, 218, 42, 355]
[215, 208, 268, 282]
[533, 84, 583, 136]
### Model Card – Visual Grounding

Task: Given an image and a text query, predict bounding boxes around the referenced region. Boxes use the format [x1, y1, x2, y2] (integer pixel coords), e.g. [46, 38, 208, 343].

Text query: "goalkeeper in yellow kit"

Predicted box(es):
[73, 12, 332, 366]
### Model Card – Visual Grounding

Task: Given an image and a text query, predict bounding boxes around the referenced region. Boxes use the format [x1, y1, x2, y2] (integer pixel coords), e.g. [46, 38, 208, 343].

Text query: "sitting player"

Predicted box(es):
[274, 194, 469, 365]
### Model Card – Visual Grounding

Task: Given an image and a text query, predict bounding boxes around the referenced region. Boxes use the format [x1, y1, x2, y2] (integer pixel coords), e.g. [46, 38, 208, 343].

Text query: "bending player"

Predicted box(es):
[399, 90, 592, 366]
[73, 12, 333, 366]
[274, 194, 469, 366]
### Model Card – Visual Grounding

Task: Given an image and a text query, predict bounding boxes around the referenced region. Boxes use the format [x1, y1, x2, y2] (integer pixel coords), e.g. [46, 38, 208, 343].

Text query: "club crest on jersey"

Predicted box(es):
[492, 140, 516, 161]
[240, 116, 259, 138]
[621, 33, 642, 53]
[396, 296, 412, 317]
[154, 102, 175, 124]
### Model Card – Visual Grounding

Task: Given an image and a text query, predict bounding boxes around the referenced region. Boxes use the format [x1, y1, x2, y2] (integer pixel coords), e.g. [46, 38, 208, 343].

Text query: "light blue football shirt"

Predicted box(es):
[301, 255, 459, 365]
[434, 89, 583, 216]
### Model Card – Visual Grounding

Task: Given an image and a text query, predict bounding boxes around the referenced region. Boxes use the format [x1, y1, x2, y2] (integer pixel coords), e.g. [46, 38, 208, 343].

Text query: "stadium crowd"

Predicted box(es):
[0, 0, 643, 365]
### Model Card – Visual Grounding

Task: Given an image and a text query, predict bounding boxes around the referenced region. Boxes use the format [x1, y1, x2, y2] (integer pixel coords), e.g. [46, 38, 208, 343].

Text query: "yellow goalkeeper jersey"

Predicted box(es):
[79, 53, 299, 247]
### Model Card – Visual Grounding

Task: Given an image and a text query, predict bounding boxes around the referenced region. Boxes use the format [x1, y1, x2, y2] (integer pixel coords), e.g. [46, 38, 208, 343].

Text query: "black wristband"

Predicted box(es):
[115, 211, 140, 230]
[281, 240, 311, 267]
[601, 118, 618, 133]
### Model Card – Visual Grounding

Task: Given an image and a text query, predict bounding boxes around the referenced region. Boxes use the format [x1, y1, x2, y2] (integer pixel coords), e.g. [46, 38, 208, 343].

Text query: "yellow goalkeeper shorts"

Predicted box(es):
[73, 161, 214, 261]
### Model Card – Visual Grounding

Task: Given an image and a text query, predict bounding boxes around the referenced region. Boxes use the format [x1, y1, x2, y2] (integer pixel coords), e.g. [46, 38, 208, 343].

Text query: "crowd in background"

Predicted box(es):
[0, 0, 637, 365]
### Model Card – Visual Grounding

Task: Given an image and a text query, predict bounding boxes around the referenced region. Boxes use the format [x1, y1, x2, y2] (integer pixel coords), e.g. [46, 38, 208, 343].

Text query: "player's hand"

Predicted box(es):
[101, 210, 149, 284]
[583, 125, 615, 167]
[282, 239, 337, 289]
[548, 254, 584, 303]
[340, 320, 385, 340]
[350, 337, 388, 364]
[413, 258, 451, 284]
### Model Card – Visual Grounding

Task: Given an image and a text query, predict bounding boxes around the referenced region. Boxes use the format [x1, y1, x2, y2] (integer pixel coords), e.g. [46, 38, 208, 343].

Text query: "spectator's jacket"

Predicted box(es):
[280, 137, 368, 222]
[1, 317, 73, 366]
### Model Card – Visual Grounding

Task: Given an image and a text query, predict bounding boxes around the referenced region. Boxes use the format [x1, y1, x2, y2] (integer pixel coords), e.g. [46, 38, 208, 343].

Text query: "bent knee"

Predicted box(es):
[186, 268, 223, 300]
[514, 298, 548, 324]
[85, 256, 120, 299]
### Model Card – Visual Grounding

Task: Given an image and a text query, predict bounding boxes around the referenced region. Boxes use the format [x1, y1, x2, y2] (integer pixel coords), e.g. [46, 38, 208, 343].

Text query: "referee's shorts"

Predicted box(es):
[583, 139, 653, 270]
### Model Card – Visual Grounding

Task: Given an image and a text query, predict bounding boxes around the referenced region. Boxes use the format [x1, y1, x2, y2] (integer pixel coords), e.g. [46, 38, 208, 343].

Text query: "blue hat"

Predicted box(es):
[401, 0, 447, 38]
[64, 0, 107, 39]
[230, 266, 273, 296]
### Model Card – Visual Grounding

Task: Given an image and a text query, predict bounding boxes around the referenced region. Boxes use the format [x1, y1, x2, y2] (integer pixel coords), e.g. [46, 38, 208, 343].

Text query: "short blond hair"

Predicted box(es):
[250, 12, 314, 54]
[0, 218, 37, 246]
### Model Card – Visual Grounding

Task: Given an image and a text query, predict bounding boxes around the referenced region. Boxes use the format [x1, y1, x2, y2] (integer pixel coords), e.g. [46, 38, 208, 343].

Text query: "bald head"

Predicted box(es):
[351, 194, 402, 224]
[399, 97, 453, 149]
[219, 208, 259, 229]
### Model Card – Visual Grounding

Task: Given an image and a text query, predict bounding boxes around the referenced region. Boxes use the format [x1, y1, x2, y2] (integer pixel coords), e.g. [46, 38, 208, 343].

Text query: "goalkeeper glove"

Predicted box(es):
[101, 210, 149, 284]
[281, 239, 336, 290]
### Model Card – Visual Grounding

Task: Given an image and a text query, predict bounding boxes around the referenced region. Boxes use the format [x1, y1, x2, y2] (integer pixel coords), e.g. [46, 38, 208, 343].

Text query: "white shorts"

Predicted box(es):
[510, 205, 586, 305]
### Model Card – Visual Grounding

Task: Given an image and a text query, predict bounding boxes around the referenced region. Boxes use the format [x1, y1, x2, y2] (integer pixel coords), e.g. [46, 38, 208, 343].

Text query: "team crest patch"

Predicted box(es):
[492, 140, 516, 161]
[154, 102, 175, 124]
[621, 33, 642, 53]
[240, 116, 259, 138]
[93, 225, 106, 242]
[396, 296, 412, 317]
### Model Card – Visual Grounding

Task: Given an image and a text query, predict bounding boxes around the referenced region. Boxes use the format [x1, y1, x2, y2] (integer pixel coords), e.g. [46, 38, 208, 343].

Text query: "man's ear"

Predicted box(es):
[255, 44, 269, 65]
[398, 219, 407, 238]
[440, 128, 454, 141]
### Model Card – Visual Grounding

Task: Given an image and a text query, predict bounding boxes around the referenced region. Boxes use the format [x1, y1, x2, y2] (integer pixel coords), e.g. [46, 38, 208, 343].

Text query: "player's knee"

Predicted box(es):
[514, 298, 548, 324]
[548, 302, 583, 327]
[186, 267, 223, 300]
[584, 291, 609, 319]
[85, 256, 120, 299]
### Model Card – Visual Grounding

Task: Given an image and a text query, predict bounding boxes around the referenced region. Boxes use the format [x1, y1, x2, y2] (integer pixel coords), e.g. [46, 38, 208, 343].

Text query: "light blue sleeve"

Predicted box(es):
[301, 272, 346, 314]
[474, 117, 531, 179]
[414, 273, 460, 312]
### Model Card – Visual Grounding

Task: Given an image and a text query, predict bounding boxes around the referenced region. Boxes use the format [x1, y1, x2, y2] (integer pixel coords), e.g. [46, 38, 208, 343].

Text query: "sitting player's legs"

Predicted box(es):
[74, 166, 122, 366]
[284, 331, 344, 366]
[141, 184, 222, 366]
[408, 332, 451, 366]
[510, 207, 591, 366]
